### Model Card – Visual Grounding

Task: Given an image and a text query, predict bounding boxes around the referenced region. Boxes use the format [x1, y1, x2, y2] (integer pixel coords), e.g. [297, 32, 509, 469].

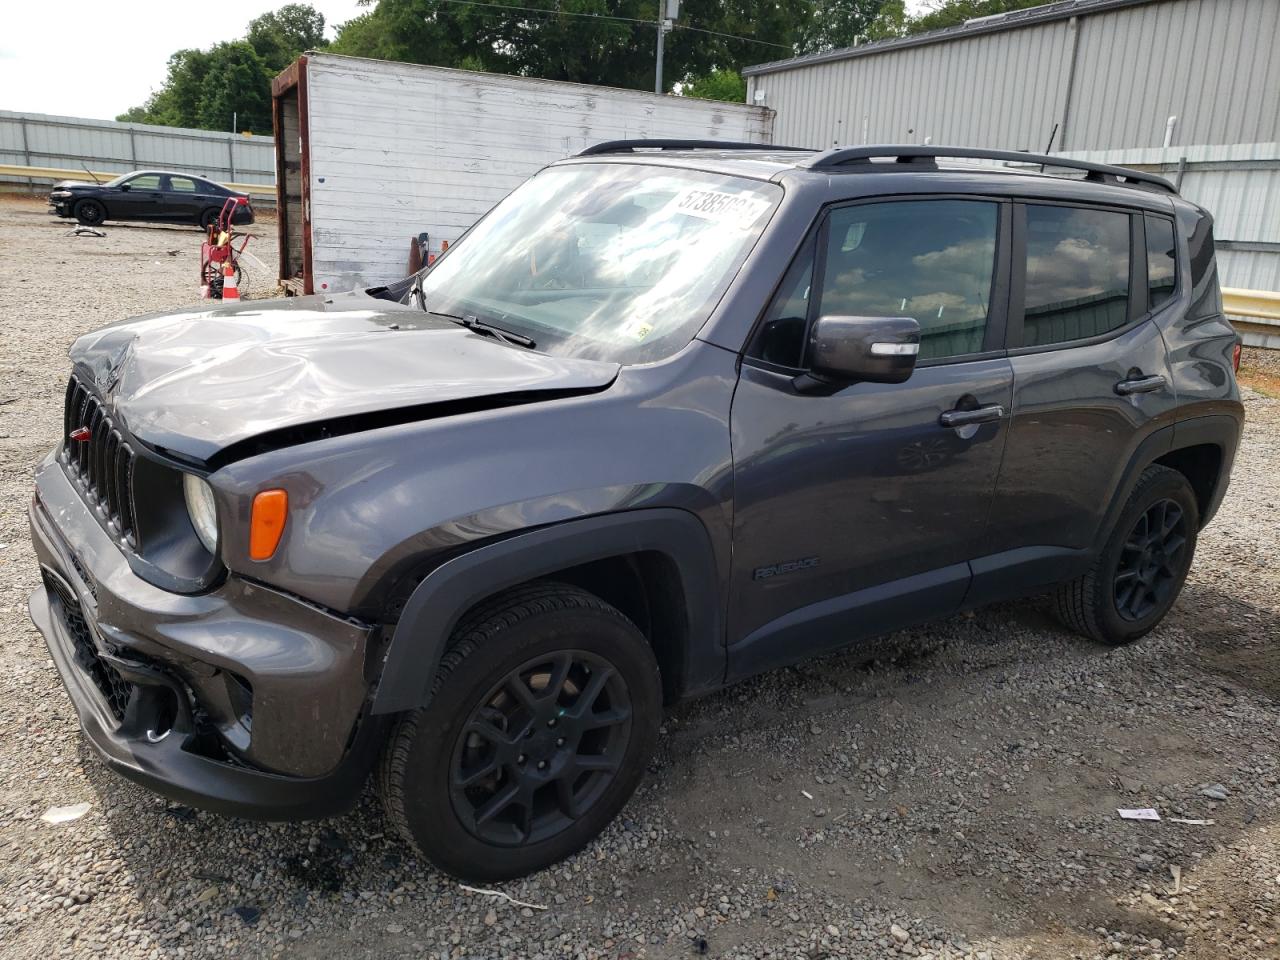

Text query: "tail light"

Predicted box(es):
[1232, 342, 1242, 373]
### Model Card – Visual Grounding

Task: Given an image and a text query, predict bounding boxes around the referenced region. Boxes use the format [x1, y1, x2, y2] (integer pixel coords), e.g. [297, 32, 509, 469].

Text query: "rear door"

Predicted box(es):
[163, 175, 203, 221]
[195, 177, 230, 220]
[972, 200, 1178, 601]
[728, 196, 1015, 677]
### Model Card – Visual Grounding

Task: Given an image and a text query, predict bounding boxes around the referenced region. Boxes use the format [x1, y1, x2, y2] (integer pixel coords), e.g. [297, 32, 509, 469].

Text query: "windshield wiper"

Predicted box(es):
[429, 310, 536, 349]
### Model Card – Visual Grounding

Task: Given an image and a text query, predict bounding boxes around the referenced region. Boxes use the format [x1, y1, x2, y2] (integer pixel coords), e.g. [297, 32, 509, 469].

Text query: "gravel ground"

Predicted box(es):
[1, 194, 1278, 960]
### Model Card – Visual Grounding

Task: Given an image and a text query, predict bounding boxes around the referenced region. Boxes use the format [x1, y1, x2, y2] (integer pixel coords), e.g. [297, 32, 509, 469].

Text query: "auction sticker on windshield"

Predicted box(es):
[666, 188, 772, 229]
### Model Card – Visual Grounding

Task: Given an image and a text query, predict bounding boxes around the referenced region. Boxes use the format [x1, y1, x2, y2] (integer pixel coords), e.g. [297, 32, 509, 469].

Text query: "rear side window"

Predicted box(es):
[168, 176, 197, 193]
[1022, 205, 1130, 347]
[817, 200, 999, 361]
[1145, 214, 1177, 311]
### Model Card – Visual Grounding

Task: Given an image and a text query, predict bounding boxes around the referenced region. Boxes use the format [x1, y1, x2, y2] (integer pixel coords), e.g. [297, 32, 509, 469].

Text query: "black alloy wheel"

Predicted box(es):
[1054, 464, 1199, 645]
[74, 199, 105, 226]
[449, 650, 632, 846]
[1113, 498, 1187, 621]
[379, 582, 661, 881]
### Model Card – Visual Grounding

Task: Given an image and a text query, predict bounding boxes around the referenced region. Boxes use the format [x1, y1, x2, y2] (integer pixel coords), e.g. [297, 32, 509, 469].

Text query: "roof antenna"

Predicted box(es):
[1040, 122, 1060, 173]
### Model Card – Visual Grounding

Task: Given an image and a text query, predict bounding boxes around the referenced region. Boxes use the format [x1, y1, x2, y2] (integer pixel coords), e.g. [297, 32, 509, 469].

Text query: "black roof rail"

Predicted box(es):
[577, 139, 814, 157]
[796, 145, 1177, 194]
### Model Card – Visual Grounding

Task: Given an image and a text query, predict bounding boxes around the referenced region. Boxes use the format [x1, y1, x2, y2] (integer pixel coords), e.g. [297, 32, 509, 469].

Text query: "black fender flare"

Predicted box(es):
[1095, 412, 1242, 550]
[370, 508, 723, 714]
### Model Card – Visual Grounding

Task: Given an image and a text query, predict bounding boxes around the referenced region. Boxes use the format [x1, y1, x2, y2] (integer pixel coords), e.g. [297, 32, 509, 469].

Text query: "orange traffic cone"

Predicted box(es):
[222, 261, 240, 301]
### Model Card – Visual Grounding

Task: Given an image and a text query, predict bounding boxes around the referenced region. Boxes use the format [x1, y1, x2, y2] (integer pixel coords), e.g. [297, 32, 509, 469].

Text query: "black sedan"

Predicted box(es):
[48, 170, 255, 229]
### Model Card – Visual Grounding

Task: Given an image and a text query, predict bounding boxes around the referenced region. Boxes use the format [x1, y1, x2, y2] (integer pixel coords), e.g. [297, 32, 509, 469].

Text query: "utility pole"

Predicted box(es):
[655, 0, 678, 94]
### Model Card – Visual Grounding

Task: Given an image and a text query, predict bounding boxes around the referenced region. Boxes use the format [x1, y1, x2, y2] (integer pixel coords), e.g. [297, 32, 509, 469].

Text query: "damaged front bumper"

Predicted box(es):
[28, 455, 386, 819]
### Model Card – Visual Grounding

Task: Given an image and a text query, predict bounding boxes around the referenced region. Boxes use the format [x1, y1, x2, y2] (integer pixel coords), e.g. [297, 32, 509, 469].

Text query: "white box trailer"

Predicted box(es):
[271, 53, 775, 294]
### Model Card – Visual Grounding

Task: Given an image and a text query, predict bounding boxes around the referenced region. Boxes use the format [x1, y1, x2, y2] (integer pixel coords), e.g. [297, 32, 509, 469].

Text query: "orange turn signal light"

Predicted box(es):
[249, 489, 288, 561]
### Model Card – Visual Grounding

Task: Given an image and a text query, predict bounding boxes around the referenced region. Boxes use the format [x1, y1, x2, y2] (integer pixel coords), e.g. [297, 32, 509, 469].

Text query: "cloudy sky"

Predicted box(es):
[1, 1, 934, 122]
[0, 0, 363, 121]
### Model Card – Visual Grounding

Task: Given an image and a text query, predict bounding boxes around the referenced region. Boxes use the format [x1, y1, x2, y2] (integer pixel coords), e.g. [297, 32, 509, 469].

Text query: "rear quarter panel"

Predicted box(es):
[1161, 202, 1244, 424]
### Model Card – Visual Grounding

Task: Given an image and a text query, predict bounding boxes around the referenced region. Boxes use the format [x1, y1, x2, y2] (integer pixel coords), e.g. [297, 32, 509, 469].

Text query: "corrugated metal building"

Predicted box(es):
[743, 0, 1279, 152]
[743, 0, 1280, 326]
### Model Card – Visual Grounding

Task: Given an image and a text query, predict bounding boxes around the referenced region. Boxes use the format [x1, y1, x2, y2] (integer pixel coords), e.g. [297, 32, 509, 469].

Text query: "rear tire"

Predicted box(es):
[199, 207, 220, 230]
[74, 199, 105, 225]
[378, 582, 661, 881]
[1054, 464, 1199, 645]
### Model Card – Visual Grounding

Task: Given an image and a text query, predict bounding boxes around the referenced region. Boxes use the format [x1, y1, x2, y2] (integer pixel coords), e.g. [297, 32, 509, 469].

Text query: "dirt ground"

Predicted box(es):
[0, 194, 1277, 960]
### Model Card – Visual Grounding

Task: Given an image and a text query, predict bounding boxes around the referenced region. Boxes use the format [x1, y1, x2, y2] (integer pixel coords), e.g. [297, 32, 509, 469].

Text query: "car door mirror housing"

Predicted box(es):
[119, 184, 130, 192]
[804, 315, 921, 386]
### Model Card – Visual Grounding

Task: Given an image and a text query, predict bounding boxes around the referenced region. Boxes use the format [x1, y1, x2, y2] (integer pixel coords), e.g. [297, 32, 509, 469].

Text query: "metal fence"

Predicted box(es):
[0, 110, 275, 193]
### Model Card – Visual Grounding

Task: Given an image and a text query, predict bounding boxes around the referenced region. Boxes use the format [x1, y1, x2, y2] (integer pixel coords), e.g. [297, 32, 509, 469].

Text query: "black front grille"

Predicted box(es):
[43, 571, 133, 723]
[62, 375, 138, 547]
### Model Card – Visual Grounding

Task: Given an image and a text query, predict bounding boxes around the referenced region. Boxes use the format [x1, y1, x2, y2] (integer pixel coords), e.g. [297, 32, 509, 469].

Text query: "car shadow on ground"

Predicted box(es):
[71, 582, 1280, 957]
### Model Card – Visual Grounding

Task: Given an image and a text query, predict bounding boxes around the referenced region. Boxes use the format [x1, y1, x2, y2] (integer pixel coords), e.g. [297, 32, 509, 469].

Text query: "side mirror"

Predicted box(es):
[805, 315, 920, 386]
[119, 183, 131, 192]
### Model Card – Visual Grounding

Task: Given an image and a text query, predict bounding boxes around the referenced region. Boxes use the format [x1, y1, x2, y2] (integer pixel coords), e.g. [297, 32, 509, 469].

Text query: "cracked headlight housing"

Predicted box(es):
[183, 473, 219, 555]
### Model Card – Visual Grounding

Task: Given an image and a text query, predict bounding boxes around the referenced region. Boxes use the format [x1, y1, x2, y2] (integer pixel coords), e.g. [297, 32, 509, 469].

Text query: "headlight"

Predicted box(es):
[183, 474, 219, 554]
[51, 190, 72, 198]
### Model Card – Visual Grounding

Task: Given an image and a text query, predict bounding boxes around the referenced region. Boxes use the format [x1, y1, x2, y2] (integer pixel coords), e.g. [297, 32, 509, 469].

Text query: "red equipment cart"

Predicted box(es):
[200, 197, 252, 299]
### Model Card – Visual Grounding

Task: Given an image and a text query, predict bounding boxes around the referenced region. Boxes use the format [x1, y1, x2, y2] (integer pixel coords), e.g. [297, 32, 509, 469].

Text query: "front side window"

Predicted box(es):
[125, 174, 162, 191]
[1022, 205, 1131, 346]
[752, 243, 815, 367]
[412, 163, 781, 364]
[818, 200, 999, 361]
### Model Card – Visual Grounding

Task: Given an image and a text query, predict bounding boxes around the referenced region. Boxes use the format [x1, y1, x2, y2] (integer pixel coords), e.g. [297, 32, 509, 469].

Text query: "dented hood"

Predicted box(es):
[69, 293, 619, 463]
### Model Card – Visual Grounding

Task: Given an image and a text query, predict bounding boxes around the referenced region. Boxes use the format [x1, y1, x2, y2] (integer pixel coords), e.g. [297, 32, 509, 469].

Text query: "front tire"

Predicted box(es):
[379, 582, 661, 881]
[1054, 464, 1199, 645]
[74, 198, 105, 225]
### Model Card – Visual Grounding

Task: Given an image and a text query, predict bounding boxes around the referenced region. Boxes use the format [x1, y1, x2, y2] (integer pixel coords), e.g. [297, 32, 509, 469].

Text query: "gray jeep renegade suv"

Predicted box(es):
[29, 142, 1243, 881]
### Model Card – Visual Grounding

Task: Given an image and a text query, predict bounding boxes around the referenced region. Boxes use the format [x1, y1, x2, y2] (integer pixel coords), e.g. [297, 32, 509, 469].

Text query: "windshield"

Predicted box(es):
[409, 163, 781, 364]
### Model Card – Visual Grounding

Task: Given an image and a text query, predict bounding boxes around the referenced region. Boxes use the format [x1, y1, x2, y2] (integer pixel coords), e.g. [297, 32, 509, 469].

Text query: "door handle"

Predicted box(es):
[1114, 374, 1167, 396]
[939, 404, 1004, 428]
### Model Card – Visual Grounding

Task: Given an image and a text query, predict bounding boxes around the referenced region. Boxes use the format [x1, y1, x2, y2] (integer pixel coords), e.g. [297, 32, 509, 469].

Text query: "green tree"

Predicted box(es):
[794, 0, 896, 53]
[331, 0, 893, 93]
[196, 42, 274, 133]
[906, 0, 1048, 33]
[247, 3, 329, 71]
[865, 0, 910, 40]
[118, 4, 327, 132]
[682, 69, 746, 103]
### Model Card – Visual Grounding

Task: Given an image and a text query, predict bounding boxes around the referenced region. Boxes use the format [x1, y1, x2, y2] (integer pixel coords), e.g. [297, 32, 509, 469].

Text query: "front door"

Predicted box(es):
[111, 172, 165, 219]
[727, 197, 1014, 678]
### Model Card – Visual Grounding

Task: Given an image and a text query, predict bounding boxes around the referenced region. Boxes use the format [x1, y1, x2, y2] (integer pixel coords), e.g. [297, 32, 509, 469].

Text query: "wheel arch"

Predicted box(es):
[369, 509, 724, 715]
[74, 196, 106, 219]
[1097, 413, 1241, 550]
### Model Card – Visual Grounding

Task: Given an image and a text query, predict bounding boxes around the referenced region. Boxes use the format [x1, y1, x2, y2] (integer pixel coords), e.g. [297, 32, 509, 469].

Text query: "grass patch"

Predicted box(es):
[1239, 365, 1280, 398]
